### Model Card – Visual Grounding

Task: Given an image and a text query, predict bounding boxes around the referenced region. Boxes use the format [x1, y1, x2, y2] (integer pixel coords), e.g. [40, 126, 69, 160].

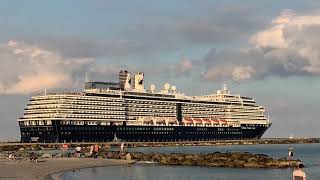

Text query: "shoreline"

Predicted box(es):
[45, 163, 125, 180]
[0, 143, 307, 180]
[0, 158, 127, 180]
[1, 138, 319, 152]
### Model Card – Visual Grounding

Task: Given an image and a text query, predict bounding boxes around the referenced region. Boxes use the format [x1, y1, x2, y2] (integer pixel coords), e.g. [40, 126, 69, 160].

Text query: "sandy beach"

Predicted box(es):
[0, 158, 127, 180]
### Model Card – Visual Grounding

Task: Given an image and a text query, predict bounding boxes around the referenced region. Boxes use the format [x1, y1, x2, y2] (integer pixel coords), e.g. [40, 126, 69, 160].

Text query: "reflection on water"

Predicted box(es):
[57, 144, 320, 180]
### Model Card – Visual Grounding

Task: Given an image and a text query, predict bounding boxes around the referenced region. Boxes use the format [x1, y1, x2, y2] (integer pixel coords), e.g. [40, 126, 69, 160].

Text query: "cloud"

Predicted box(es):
[162, 58, 194, 77]
[0, 73, 71, 94]
[177, 5, 266, 44]
[202, 62, 255, 81]
[251, 9, 320, 74]
[2, 3, 268, 62]
[231, 66, 255, 81]
[0, 40, 122, 94]
[202, 9, 320, 81]
[25, 37, 148, 59]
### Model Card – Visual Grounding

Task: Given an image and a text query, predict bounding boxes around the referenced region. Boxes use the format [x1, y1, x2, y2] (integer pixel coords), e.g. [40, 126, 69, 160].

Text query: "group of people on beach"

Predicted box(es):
[61, 143, 101, 158]
[89, 143, 101, 158]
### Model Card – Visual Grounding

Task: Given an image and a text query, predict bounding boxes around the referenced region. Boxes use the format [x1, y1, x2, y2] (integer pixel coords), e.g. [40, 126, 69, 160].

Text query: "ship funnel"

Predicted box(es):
[119, 70, 131, 90]
[124, 73, 132, 91]
[134, 72, 145, 92]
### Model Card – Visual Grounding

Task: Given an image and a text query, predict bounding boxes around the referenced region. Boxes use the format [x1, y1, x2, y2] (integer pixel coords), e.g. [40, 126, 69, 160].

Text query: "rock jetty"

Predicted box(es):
[104, 151, 301, 168]
[0, 148, 300, 169]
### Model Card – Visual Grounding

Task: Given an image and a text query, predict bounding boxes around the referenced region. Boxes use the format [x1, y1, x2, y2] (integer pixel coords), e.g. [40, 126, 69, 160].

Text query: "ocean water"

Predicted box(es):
[57, 143, 320, 180]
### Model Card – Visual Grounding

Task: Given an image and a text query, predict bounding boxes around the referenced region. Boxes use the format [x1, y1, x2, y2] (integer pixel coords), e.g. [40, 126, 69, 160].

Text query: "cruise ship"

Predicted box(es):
[18, 70, 271, 143]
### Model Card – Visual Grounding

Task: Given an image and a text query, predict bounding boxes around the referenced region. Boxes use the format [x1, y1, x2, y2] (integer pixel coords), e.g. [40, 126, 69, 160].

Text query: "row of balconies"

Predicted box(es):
[64, 114, 125, 119]
[127, 108, 174, 113]
[28, 99, 123, 107]
[22, 113, 126, 120]
[128, 112, 176, 116]
[182, 107, 263, 113]
[126, 104, 175, 109]
[182, 112, 265, 119]
[126, 100, 174, 106]
[24, 111, 126, 118]
[61, 100, 123, 106]
[27, 102, 123, 109]
[32, 95, 124, 102]
[24, 108, 126, 114]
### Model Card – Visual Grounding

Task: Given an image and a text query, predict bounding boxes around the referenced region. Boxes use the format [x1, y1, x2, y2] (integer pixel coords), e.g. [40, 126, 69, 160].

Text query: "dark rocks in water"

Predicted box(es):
[104, 151, 301, 169]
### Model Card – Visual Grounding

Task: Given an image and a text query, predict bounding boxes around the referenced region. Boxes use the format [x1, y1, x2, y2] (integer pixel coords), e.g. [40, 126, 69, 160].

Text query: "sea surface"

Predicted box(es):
[55, 143, 320, 180]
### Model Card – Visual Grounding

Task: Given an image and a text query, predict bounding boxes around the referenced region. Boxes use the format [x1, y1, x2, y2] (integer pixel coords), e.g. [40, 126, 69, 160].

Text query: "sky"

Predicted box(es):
[0, 0, 320, 140]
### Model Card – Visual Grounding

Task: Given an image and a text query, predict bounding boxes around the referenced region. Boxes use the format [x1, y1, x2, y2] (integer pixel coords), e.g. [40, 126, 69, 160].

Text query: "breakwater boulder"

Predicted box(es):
[103, 151, 301, 168]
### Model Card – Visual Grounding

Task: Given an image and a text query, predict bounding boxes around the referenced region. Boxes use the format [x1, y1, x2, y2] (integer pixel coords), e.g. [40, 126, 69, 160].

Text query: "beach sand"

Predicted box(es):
[0, 158, 127, 180]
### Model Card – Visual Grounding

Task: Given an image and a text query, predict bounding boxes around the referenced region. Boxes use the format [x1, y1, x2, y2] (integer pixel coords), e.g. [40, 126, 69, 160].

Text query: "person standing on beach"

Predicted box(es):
[75, 146, 82, 158]
[93, 144, 100, 159]
[126, 153, 132, 166]
[61, 143, 68, 157]
[293, 163, 306, 180]
[120, 142, 125, 153]
[90, 145, 94, 156]
[288, 145, 294, 160]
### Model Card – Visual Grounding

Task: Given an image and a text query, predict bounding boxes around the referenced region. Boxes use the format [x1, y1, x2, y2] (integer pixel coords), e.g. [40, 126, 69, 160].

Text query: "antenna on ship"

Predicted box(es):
[44, 89, 47, 96]
[222, 83, 229, 94]
[223, 84, 228, 90]
[85, 72, 89, 82]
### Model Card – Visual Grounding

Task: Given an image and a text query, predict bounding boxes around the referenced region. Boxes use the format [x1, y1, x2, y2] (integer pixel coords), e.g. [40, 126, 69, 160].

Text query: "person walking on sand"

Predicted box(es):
[120, 142, 125, 153]
[61, 143, 68, 157]
[93, 143, 100, 159]
[293, 163, 306, 180]
[90, 145, 94, 157]
[126, 153, 132, 166]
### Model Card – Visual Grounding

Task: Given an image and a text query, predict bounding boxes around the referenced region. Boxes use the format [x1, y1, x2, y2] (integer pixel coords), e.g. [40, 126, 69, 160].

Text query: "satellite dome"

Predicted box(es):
[150, 84, 156, 91]
[164, 83, 170, 90]
[171, 85, 176, 91]
[217, 90, 221, 94]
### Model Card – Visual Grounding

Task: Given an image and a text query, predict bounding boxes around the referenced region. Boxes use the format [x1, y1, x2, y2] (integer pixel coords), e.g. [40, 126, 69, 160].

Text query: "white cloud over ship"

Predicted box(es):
[2, 9, 320, 93]
[202, 9, 320, 81]
[0, 40, 121, 94]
